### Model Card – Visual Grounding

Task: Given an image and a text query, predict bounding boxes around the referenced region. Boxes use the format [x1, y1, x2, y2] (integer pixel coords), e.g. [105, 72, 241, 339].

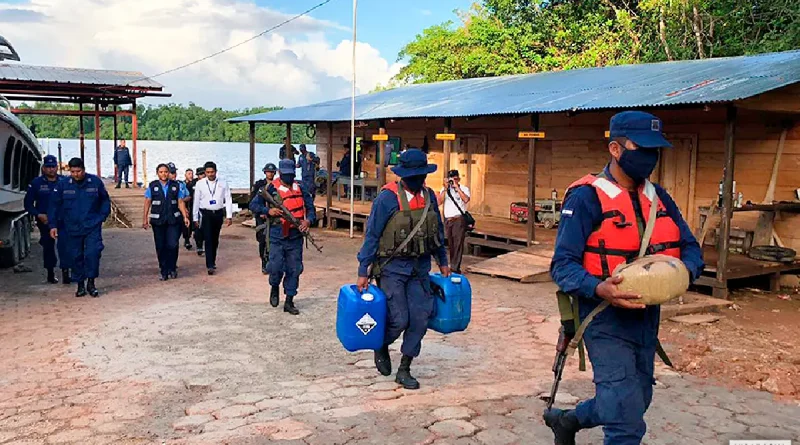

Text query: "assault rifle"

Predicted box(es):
[260, 188, 323, 253]
[545, 325, 572, 410]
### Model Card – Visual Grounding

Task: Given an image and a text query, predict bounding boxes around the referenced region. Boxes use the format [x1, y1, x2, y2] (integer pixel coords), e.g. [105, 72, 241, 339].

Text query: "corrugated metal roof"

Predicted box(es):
[230, 49, 800, 123]
[0, 63, 163, 89]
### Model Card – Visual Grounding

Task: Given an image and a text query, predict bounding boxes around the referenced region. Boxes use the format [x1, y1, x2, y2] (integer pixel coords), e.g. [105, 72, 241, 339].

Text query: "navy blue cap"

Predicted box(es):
[43, 155, 58, 167]
[609, 111, 673, 149]
[167, 162, 177, 173]
[391, 148, 437, 178]
[263, 163, 277, 172]
[278, 159, 296, 175]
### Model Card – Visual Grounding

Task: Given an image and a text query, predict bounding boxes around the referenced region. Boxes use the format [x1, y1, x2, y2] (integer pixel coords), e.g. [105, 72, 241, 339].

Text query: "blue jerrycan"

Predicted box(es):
[336, 284, 387, 352]
[428, 273, 472, 334]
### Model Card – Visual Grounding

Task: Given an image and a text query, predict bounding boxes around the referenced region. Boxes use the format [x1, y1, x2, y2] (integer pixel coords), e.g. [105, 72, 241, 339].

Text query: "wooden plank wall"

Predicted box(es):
[315, 106, 800, 249]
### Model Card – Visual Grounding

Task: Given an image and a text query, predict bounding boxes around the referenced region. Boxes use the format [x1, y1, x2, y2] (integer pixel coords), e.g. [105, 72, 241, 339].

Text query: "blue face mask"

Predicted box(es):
[618, 147, 659, 183]
[402, 175, 426, 193]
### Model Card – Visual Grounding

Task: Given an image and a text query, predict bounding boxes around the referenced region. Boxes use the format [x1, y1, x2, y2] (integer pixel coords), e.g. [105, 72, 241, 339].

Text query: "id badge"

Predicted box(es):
[209, 200, 217, 205]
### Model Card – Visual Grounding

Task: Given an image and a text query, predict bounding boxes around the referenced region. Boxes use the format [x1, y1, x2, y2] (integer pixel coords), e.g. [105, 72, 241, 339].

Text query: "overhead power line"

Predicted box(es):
[111, 0, 334, 89]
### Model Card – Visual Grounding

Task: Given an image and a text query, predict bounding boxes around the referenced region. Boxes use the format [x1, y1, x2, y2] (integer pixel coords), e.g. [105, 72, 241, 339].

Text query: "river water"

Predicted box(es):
[38, 139, 316, 189]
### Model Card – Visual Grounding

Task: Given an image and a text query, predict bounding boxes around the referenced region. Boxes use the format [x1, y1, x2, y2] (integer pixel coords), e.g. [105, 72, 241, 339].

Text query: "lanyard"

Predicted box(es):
[206, 179, 218, 200]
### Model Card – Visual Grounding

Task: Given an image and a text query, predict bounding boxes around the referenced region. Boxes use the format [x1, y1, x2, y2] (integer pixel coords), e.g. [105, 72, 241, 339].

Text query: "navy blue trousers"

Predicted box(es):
[116, 166, 129, 186]
[268, 235, 304, 296]
[36, 222, 58, 269]
[575, 329, 657, 445]
[152, 223, 181, 275]
[379, 269, 434, 358]
[65, 228, 103, 282]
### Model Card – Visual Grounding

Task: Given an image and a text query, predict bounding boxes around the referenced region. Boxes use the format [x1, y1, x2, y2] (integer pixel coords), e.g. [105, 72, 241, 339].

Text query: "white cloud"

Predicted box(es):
[0, 0, 403, 109]
[419, 9, 433, 16]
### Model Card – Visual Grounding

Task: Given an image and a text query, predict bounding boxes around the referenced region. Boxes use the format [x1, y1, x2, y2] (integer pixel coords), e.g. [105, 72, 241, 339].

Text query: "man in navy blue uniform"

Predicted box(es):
[24, 155, 69, 284]
[544, 111, 704, 445]
[296, 144, 319, 197]
[113, 140, 132, 189]
[48, 158, 111, 298]
[143, 163, 191, 281]
[356, 149, 450, 390]
[250, 159, 316, 315]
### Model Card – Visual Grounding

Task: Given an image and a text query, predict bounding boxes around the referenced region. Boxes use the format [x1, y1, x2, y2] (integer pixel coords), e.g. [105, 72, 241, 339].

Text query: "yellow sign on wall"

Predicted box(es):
[604, 131, 611, 138]
[518, 131, 546, 139]
[371, 134, 389, 141]
[435, 133, 456, 141]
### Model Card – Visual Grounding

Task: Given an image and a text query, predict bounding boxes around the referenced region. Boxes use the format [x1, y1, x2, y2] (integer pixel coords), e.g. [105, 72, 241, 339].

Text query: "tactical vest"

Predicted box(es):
[377, 182, 441, 258]
[148, 180, 182, 226]
[271, 178, 306, 236]
[566, 174, 681, 279]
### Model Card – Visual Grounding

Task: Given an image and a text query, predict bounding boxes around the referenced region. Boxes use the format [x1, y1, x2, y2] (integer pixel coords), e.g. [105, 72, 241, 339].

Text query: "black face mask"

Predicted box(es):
[618, 147, 659, 183]
[402, 175, 426, 193]
[281, 174, 296, 184]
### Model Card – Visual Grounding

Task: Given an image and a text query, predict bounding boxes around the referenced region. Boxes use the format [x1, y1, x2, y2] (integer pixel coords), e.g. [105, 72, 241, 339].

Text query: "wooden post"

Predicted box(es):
[285, 123, 293, 162]
[326, 123, 334, 229]
[79, 103, 85, 160]
[132, 102, 139, 188]
[527, 114, 540, 246]
[94, 103, 101, 177]
[142, 149, 148, 185]
[249, 122, 256, 189]
[716, 106, 737, 299]
[378, 120, 387, 187]
[443, 118, 452, 182]
[113, 106, 119, 183]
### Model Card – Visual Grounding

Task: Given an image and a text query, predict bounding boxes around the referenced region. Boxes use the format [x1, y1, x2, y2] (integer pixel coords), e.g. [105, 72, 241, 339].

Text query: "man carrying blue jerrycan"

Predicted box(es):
[357, 148, 450, 390]
[545, 111, 704, 445]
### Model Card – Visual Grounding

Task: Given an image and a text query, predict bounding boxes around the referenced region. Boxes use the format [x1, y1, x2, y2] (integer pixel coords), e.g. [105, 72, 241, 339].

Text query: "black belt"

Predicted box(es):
[200, 208, 224, 215]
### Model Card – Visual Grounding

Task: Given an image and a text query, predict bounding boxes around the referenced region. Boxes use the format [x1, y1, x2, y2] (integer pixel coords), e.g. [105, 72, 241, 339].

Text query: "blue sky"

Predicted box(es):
[0, 0, 473, 108]
[256, 0, 472, 63]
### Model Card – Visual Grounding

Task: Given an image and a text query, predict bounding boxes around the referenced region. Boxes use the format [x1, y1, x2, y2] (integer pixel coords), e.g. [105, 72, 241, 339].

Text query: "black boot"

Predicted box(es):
[75, 280, 87, 298]
[270, 286, 280, 307]
[543, 408, 580, 445]
[395, 355, 420, 390]
[62, 269, 71, 285]
[261, 259, 269, 275]
[87, 279, 99, 298]
[374, 345, 392, 376]
[46, 268, 58, 284]
[284, 295, 299, 315]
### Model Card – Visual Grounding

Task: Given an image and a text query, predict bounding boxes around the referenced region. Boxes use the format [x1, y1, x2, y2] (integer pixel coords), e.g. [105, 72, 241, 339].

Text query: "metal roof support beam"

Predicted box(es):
[132, 100, 139, 188]
[10, 108, 135, 117]
[527, 114, 540, 246]
[716, 105, 737, 299]
[249, 122, 256, 191]
[326, 123, 334, 229]
[94, 103, 102, 177]
[113, 106, 118, 183]
[79, 103, 85, 160]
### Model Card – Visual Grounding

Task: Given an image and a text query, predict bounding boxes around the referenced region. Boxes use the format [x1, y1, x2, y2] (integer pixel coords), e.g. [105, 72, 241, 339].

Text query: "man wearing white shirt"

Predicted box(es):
[438, 169, 471, 274]
[192, 161, 233, 274]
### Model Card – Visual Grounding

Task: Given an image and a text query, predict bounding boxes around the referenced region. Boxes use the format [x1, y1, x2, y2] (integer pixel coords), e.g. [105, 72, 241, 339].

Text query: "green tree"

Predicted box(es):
[394, 0, 800, 84]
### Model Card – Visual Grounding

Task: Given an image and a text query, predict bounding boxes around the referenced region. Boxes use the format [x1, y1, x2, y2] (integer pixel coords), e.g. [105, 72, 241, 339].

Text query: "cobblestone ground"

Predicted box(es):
[1, 227, 799, 445]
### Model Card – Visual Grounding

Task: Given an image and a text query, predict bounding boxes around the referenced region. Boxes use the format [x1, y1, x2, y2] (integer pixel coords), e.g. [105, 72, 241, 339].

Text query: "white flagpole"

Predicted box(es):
[349, 0, 357, 238]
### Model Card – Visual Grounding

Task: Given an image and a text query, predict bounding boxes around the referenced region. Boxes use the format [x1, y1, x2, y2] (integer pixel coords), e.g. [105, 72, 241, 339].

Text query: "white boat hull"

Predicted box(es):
[0, 107, 42, 213]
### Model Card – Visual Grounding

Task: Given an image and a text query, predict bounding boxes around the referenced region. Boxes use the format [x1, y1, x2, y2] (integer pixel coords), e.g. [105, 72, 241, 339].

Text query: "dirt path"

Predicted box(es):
[1, 226, 798, 444]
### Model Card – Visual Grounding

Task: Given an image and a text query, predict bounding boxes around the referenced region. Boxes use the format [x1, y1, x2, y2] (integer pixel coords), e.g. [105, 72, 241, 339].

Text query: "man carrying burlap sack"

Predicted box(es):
[545, 111, 705, 445]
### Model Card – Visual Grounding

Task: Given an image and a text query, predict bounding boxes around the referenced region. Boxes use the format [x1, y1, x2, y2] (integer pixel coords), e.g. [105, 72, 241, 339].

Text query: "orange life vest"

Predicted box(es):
[272, 178, 306, 235]
[566, 174, 681, 279]
[381, 181, 427, 210]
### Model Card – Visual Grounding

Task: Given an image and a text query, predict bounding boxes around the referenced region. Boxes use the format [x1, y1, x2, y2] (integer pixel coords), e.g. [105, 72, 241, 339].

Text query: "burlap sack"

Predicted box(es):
[612, 254, 690, 305]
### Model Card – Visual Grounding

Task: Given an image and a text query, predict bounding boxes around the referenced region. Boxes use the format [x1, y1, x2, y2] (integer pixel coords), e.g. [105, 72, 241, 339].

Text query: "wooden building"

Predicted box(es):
[230, 50, 800, 298]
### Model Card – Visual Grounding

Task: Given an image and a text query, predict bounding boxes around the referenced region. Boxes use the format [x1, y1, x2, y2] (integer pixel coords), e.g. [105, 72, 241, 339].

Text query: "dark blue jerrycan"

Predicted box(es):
[428, 273, 472, 334]
[336, 284, 387, 352]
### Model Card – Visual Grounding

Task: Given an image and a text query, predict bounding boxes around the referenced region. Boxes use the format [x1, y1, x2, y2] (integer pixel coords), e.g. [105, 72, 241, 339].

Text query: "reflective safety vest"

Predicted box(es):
[566, 174, 681, 279]
[148, 180, 182, 226]
[271, 178, 306, 236]
[377, 182, 441, 258]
